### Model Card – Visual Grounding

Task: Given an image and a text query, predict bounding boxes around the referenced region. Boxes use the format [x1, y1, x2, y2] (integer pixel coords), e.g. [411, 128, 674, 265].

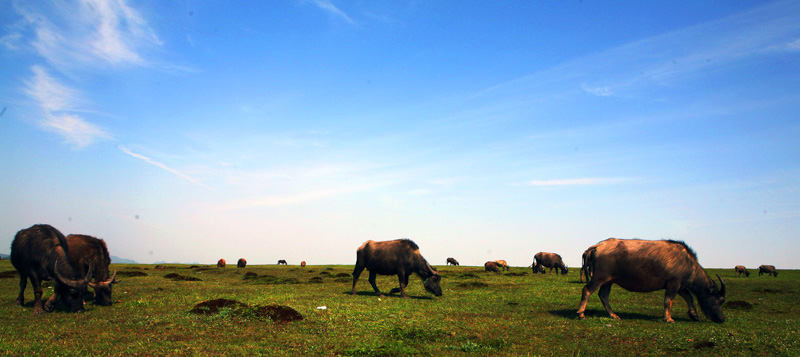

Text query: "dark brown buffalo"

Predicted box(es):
[446, 257, 460, 266]
[494, 260, 509, 271]
[533, 252, 568, 275]
[301, 261, 307, 267]
[217, 259, 226, 268]
[277, 260, 287, 265]
[734, 265, 750, 278]
[351, 239, 442, 298]
[576, 238, 726, 323]
[484, 261, 500, 272]
[66, 234, 117, 306]
[10, 224, 92, 314]
[758, 265, 778, 277]
[237, 258, 247, 268]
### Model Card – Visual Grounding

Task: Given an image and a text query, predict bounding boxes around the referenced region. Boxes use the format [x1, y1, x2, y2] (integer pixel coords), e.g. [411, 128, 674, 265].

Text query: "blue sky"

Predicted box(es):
[1, 1, 798, 269]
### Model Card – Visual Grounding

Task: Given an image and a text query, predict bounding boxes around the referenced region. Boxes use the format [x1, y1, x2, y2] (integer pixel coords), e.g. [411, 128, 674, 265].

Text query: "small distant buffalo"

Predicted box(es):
[217, 259, 226, 268]
[758, 265, 778, 277]
[66, 234, 118, 306]
[278, 260, 287, 265]
[11, 224, 92, 314]
[494, 260, 509, 271]
[577, 238, 726, 323]
[734, 265, 750, 277]
[446, 257, 460, 266]
[351, 239, 442, 298]
[237, 258, 247, 268]
[484, 261, 500, 273]
[301, 261, 307, 267]
[533, 252, 568, 275]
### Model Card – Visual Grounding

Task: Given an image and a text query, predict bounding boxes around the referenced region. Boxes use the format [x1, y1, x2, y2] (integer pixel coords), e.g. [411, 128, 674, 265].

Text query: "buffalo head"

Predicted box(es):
[53, 260, 93, 312]
[423, 274, 442, 296]
[88, 270, 118, 306]
[698, 274, 726, 323]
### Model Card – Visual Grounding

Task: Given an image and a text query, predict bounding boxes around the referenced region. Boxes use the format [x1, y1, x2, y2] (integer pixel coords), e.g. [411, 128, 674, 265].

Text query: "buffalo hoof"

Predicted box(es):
[33, 306, 46, 314]
[14, 298, 24, 306]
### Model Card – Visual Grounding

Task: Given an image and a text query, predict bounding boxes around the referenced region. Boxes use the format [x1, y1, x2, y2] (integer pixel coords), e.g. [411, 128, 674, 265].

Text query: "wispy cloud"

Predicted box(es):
[522, 178, 633, 187]
[24, 65, 111, 148]
[16, 0, 161, 70]
[119, 146, 213, 190]
[308, 0, 355, 25]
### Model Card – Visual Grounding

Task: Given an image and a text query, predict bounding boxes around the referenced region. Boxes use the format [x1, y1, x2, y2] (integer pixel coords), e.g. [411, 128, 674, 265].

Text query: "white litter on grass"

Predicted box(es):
[316, 306, 327, 310]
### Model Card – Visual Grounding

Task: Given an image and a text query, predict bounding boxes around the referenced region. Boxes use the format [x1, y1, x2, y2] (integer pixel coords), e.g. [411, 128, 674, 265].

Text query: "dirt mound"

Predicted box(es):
[726, 300, 754, 310]
[0, 270, 19, 279]
[308, 277, 324, 283]
[117, 271, 148, 278]
[189, 299, 303, 323]
[456, 281, 489, 289]
[243, 272, 259, 279]
[189, 298, 246, 315]
[458, 273, 481, 279]
[334, 273, 351, 278]
[247, 305, 304, 323]
[164, 273, 201, 281]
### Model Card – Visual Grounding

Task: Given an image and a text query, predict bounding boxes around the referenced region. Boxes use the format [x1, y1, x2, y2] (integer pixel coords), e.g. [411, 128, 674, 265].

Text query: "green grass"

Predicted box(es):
[0, 260, 798, 356]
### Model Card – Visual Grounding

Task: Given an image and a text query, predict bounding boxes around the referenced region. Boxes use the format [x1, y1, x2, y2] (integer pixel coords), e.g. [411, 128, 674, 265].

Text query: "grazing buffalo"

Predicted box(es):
[484, 261, 500, 273]
[66, 234, 117, 306]
[580, 249, 593, 283]
[277, 260, 287, 265]
[576, 238, 726, 323]
[494, 260, 509, 271]
[217, 259, 226, 268]
[301, 261, 307, 267]
[533, 252, 568, 275]
[758, 265, 778, 277]
[10, 224, 92, 314]
[351, 239, 442, 299]
[446, 257, 460, 266]
[237, 258, 247, 268]
[734, 265, 750, 278]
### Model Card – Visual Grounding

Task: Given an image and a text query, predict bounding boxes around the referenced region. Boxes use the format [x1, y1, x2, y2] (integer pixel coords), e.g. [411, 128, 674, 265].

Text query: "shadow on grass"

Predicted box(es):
[550, 309, 665, 322]
[345, 291, 434, 300]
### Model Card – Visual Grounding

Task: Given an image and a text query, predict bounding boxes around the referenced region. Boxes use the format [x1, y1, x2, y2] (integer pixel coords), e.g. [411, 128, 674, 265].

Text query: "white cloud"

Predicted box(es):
[582, 84, 613, 97]
[16, 0, 161, 70]
[308, 0, 355, 25]
[24, 65, 111, 148]
[523, 178, 633, 186]
[119, 146, 213, 190]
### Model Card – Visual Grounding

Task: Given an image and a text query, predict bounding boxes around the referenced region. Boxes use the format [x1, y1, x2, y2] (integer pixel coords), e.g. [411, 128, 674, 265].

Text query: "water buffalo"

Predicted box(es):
[484, 261, 500, 272]
[301, 261, 307, 267]
[217, 259, 226, 268]
[494, 260, 509, 271]
[351, 239, 442, 299]
[734, 265, 750, 278]
[237, 258, 247, 268]
[277, 260, 287, 265]
[758, 265, 778, 277]
[533, 252, 568, 275]
[446, 257, 460, 266]
[576, 238, 726, 323]
[580, 248, 593, 283]
[10, 224, 92, 314]
[66, 234, 117, 306]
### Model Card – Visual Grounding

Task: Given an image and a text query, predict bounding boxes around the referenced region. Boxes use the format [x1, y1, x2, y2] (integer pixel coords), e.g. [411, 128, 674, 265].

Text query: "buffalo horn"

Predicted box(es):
[54, 259, 92, 289]
[716, 274, 726, 296]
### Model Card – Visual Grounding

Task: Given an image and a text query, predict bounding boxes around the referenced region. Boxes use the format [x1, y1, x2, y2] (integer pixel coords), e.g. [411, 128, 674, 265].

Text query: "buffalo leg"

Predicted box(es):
[577, 277, 612, 319]
[368, 271, 384, 297]
[598, 282, 620, 320]
[30, 277, 45, 314]
[15, 275, 27, 306]
[389, 273, 410, 297]
[663, 289, 678, 323]
[678, 289, 699, 321]
[350, 265, 365, 295]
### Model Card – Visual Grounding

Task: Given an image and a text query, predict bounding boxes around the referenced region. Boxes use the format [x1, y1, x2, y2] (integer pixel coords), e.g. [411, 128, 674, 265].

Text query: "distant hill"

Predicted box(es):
[111, 255, 138, 264]
[154, 260, 201, 265]
[0, 253, 8, 260]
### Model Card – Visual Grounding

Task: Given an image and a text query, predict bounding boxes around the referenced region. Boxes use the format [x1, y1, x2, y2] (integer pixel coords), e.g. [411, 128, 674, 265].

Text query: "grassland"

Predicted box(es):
[0, 260, 798, 356]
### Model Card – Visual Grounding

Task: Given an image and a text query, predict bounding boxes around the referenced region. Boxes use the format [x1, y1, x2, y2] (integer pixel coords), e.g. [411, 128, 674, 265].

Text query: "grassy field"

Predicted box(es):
[0, 260, 798, 356]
